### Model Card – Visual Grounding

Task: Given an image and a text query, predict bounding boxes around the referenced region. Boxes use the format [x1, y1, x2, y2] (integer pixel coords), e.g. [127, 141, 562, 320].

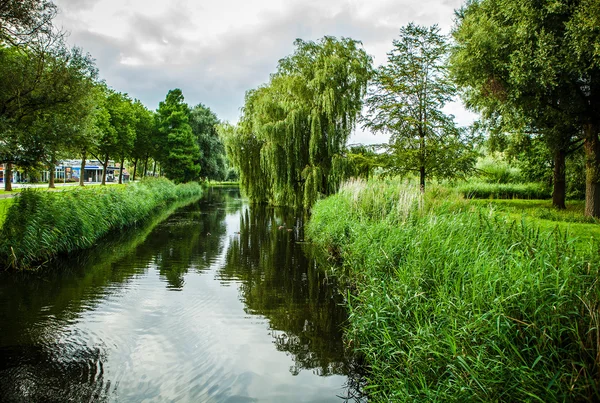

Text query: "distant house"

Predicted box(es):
[2, 160, 129, 184]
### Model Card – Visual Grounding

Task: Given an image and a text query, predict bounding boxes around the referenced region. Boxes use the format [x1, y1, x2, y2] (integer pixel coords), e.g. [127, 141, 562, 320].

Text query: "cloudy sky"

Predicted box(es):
[53, 0, 477, 144]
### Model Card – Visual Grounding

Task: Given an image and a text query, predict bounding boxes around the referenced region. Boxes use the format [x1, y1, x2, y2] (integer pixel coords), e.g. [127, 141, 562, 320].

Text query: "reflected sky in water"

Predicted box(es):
[0, 187, 361, 402]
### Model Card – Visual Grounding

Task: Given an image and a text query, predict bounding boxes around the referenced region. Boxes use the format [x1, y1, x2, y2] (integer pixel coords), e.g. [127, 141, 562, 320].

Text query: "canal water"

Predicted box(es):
[0, 187, 363, 402]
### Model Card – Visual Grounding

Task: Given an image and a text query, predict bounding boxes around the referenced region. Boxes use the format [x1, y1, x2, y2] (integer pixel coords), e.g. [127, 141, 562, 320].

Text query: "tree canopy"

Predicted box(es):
[365, 23, 476, 192]
[451, 0, 600, 216]
[155, 89, 201, 183]
[222, 36, 372, 207]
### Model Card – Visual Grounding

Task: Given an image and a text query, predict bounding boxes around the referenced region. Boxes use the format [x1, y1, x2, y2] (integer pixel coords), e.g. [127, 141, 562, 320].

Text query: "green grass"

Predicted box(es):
[0, 183, 127, 196]
[205, 180, 240, 187]
[0, 177, 203, 270]
[307, 178, 600, 402]
[457, 181, 551, 199]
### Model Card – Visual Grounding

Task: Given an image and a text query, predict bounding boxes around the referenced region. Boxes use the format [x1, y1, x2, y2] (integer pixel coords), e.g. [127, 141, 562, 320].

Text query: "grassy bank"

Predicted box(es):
[0, 177, 202, 270]
[307, 178, 600, 402]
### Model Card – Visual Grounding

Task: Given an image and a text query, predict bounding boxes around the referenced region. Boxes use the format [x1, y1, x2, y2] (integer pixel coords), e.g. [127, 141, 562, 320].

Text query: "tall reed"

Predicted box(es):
[0, 177, 202, 270]
[308, 178, 600, 402]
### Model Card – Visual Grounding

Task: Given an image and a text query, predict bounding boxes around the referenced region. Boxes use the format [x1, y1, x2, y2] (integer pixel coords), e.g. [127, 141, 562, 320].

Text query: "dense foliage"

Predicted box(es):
[451, 0, 600, 216]
[308, 178, 600, 401]
[0, 177, 203, 269]
[222, 37, 372, 207]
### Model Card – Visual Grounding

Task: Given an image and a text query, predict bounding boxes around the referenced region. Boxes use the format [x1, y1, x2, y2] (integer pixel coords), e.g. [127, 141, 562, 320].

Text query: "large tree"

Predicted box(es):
[130, 100, 154, 181]
[155, 89, 201, 183]
[451, 0, 600, 216]
[365, 24, 476, 193]
[189, 103, 227, 181]
[223, 36, 372, 207]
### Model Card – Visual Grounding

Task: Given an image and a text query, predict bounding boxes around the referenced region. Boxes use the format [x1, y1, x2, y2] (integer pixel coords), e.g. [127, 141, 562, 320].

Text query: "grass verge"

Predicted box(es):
[307, 178, 600, 402]
[0, 177, 202, 270]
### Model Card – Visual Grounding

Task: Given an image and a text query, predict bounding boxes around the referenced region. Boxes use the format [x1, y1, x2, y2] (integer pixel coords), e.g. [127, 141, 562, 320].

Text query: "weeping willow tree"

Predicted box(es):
[221, 37, 372, 208]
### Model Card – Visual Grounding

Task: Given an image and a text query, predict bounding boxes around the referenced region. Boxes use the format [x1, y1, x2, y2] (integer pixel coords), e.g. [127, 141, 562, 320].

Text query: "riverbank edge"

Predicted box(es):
[306, 178, 600, 402]
[0, 177, 203, 270]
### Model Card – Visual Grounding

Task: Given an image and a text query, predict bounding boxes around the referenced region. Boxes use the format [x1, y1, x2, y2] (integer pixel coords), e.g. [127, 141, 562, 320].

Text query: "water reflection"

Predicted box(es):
[0, 187, 362, 402]
[219, 205, 348, 377]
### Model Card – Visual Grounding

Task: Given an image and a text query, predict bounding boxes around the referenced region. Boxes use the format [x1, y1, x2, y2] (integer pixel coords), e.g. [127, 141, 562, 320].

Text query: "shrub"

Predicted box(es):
[0, 177, 202, 269]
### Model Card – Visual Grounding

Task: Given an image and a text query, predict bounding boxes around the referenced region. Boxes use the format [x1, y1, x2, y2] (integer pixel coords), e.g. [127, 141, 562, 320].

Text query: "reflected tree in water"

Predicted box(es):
[219, 204, 350, 377]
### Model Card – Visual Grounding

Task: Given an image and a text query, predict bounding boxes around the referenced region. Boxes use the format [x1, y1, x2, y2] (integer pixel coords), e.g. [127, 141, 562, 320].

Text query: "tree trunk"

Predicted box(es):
[48, 156, 56, 189]
[152, 160, 157, 177]
[419, 131, 426, 193]
[584, 123, 600, 218]
[79, 151, 86, 186]
[5, 162, 12, 191]
[118, 158, 124, 184]
[101, 154, 108, 185]
[552, 148, 566, 210]
[143, 155, 149, 177]
[132, 158, 138, 181]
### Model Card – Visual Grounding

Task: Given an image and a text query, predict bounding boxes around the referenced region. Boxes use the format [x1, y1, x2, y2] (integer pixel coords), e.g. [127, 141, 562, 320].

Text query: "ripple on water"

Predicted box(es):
[0, 193, 361, 402]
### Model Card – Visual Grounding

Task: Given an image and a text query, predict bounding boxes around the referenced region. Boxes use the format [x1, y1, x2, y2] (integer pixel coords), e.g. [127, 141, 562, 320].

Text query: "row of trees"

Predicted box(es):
[223, 1, 600, 218]
[0, 0, 228, 190]
[222, 29, 477, 208]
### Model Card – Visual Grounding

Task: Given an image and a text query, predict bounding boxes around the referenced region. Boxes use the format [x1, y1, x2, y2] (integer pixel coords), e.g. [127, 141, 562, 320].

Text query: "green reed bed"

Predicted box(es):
[307, 178, 600, 402]
[0, 177, 202, 270]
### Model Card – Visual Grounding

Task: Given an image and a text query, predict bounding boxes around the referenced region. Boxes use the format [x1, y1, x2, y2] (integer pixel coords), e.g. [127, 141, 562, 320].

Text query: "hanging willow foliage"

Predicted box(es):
[222, 36, 373, 208]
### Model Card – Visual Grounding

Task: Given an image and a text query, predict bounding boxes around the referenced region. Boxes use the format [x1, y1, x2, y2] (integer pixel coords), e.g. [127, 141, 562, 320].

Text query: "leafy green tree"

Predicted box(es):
[111, 93, 136, 184]
[90, 86, 117, 185]
[365, 23, 476, 193]
[130, 100, 154, 180]
[223, 37, 372, 207]
[189, 103, 227, 180]
[451, 0, 600, 216]
[155, 89, 201, 183]
[0, 44, 96, 190]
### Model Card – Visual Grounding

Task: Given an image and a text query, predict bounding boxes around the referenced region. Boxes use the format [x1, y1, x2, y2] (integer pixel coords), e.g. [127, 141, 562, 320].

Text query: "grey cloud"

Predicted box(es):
[55, 0, 467, 127]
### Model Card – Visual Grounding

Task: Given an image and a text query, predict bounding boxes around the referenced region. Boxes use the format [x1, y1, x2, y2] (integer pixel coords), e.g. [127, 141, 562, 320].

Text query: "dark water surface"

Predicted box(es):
[0, 187, 362, 402]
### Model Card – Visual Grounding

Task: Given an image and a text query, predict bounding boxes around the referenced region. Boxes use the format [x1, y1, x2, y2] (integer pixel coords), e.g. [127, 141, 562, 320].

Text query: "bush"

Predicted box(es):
[307, 178, 600, 402]
[0, 177, 202, 269]
[476, 157, 522, 184]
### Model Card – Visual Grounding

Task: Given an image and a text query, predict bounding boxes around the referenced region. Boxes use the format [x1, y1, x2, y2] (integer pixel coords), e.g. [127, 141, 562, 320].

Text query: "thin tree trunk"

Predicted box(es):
[5, 162, 12, 191]
[118, 158, 124, 184]
[420, 131, 426, 193]
[143, 154, 149, 177]
[101, 153, 108, 185]
[152, 160, 157, 177]
[132, 158, 138, 181]
[48, 155, 56, 189]
[584, 123, 600, 217]
[552, 148, 566, 210]
[79, 151, 86, 186]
